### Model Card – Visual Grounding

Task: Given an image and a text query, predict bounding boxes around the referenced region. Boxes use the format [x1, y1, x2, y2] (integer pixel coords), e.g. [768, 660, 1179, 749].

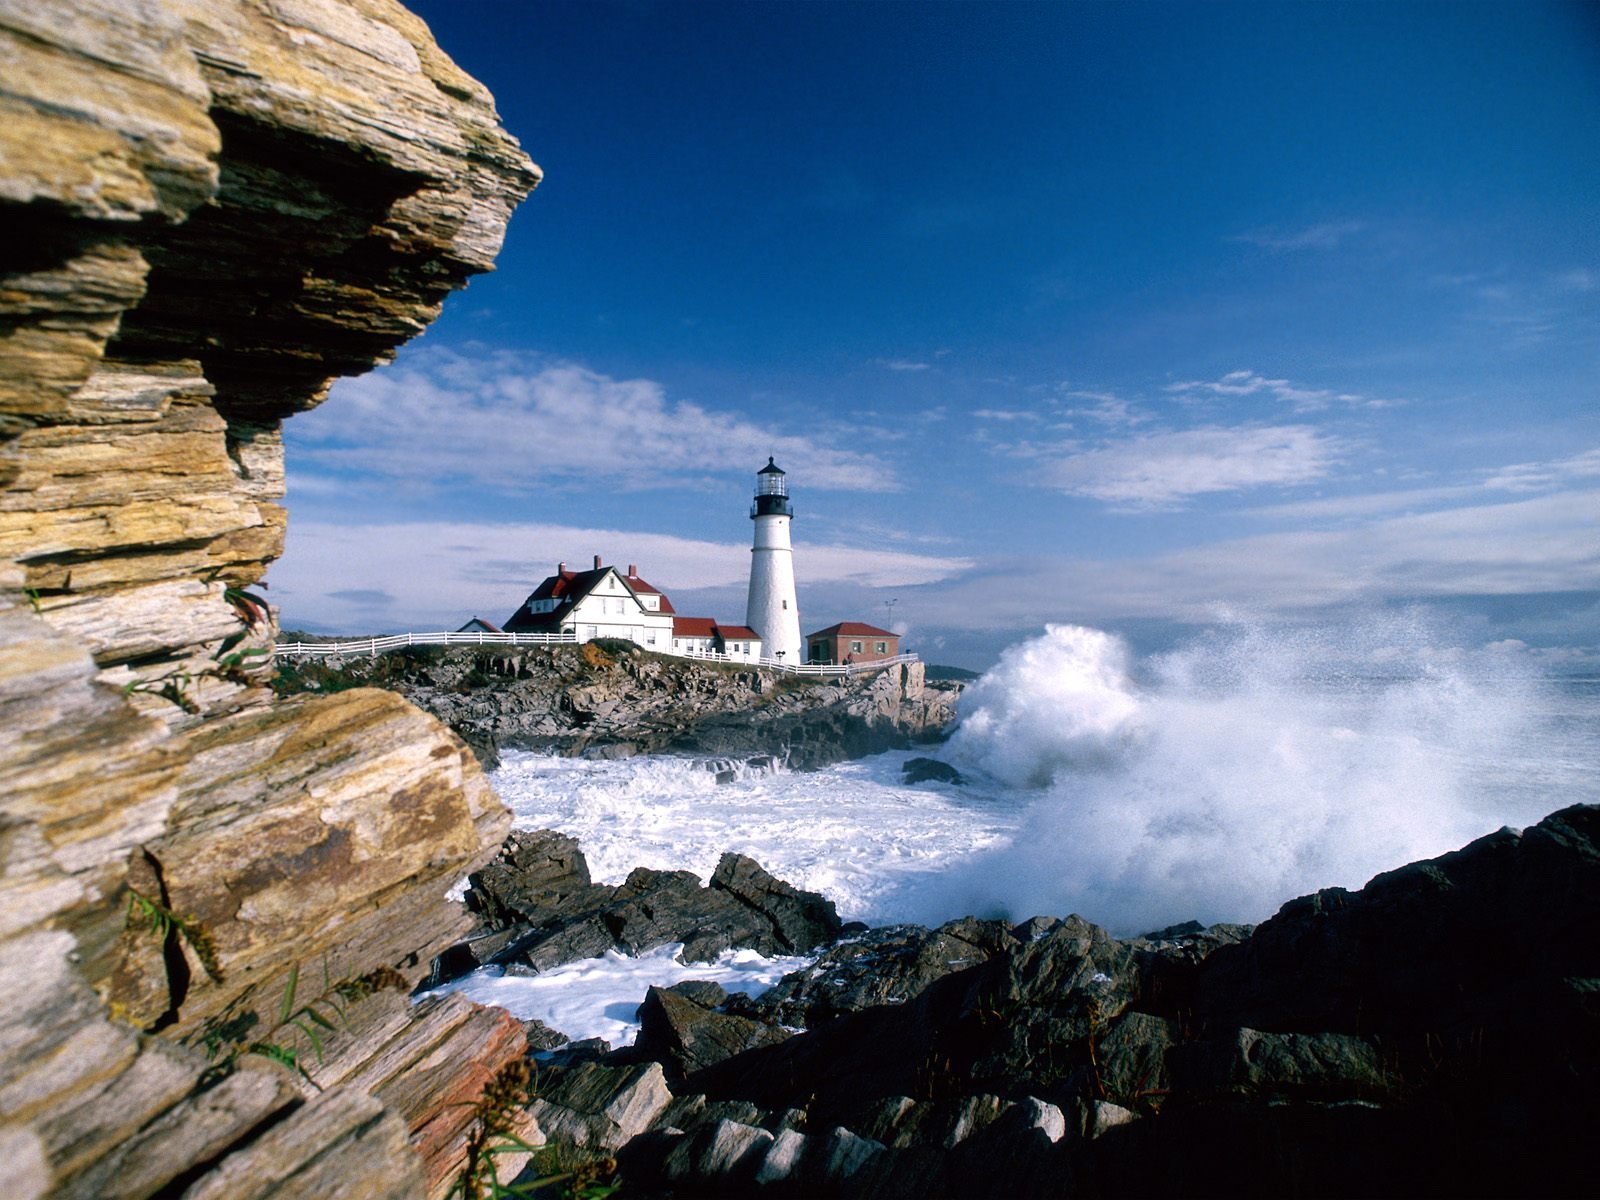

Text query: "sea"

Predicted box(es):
[426, 619, 1600, 1045]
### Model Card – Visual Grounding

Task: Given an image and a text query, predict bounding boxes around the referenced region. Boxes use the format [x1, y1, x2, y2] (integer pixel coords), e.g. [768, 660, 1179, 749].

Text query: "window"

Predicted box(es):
[782, 600, 788, 609]
[875, 641, 887, 654]
[851, 641, 863, 653]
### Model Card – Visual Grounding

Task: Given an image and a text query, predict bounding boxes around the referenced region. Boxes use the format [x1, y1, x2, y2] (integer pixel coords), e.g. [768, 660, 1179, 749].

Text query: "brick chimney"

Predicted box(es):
[593, 554, 602, 569]
[627, 564, 637, 577]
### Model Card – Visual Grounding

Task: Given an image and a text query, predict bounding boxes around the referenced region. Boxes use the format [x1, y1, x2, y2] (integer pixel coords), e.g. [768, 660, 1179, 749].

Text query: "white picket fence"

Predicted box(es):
[275, 631, 917, 678]
[275, 631, 575, 656]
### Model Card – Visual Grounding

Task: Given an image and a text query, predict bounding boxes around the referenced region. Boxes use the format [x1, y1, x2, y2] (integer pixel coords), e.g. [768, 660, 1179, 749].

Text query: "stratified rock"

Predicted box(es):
[528, 1062, 673, 1153]
[0, 0, 540, 1195]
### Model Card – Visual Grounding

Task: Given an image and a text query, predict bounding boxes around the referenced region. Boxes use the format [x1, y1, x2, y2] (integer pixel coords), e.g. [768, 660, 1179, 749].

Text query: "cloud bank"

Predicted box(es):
[292, 348, 898, 493]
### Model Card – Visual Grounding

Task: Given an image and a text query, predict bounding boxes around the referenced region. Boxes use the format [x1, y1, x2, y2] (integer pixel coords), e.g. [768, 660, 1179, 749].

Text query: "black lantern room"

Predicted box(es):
[751, 456, 794, 518]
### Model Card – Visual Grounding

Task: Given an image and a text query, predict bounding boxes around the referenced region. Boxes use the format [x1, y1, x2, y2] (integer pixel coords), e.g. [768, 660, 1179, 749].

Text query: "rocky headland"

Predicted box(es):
[275, 640, 962, 769]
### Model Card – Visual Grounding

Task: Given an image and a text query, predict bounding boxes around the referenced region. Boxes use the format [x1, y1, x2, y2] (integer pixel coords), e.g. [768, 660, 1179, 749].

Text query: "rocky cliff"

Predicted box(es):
[0, 2, 541, 1196]
[276, 641, 963, 768]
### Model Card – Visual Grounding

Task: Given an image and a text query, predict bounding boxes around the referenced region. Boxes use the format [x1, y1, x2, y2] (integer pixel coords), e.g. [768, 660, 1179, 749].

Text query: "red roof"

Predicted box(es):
[715, 624, 759, 641]
[673, 617, 718, 638]
[618, 568, 676, 613]
[456, 617, 503, 633]
[807, 621, 897, 639]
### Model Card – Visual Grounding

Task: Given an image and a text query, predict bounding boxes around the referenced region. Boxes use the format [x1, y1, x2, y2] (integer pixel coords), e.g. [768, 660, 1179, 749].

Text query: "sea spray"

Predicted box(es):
[920, 615, 1553, 933]
[487, 615, 1591, 938]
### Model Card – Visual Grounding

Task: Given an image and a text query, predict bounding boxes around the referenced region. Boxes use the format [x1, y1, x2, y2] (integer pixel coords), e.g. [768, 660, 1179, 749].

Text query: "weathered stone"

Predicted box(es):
[752, 919, 1013, 1027]
[279, 641, 963, 769]
[634, 985, 791, 1081]
[0, 1, 539, 1195]
[529, 1062, 673, 1153]
[661, 1118, 774, 1185]
[179, 1084, 423, 1200]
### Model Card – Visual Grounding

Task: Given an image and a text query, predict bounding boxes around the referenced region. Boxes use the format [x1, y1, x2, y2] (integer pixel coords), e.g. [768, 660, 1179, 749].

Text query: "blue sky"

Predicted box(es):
[270, 0, 1599, 668]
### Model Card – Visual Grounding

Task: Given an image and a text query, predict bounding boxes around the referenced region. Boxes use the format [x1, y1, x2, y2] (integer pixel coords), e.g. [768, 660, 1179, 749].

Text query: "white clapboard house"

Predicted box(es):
[502, 557, 762, 660]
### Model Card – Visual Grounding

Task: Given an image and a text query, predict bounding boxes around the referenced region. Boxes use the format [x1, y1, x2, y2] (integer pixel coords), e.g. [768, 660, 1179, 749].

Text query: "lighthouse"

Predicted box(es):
[746, 457, 801, 663]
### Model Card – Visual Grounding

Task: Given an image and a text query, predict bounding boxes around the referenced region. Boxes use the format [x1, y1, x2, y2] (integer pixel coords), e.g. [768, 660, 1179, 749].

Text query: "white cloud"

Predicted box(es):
[269, 520, 972, 631]
[1166, 369, 1389, 413]
[973, 409, 1041, 422]
[292, 348, 898, 493]
[1058, 391, 1147, 427]
[1482, 448, 1600, 493]
[910, 488, 1600, 630]
[1036, 424, 1345, 508]
[872, 358, 932, 372]
[1232, 220, 1367, 251]
[1247, 485, 1480, 521]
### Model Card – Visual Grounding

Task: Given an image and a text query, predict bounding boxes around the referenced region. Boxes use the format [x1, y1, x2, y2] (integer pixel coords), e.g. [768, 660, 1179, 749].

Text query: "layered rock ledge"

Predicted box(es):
[1, 2, 541, 1195]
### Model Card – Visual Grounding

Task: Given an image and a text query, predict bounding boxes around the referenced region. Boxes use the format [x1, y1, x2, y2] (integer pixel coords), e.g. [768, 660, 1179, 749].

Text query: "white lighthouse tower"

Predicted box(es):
[746, 457, 801, 664]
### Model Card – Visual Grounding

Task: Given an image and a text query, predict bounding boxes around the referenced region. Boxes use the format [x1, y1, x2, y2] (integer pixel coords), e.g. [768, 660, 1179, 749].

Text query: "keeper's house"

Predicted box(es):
[503, 557, 762, 660]
[806, 621, 900, 665]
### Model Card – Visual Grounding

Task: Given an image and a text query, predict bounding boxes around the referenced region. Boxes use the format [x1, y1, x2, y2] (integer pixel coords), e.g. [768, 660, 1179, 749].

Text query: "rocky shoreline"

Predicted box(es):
[275, 640, 962, 769]
[428, 804, 1600, 1198]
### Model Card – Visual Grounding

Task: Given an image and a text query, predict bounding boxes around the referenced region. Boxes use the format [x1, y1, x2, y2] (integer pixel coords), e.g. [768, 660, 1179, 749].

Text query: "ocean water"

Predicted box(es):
[441, 619, 1600, 1042]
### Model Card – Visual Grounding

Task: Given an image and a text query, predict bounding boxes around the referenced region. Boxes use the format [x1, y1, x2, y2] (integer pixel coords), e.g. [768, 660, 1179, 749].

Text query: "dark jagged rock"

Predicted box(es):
[594, 805, 1600, 1200]
[901, 757, 966, 785]
[709, 853, 845, 957]
[434, 830, 844, 984]
[744, 918, 1016, 1028]
[633, 985, 792, 1082]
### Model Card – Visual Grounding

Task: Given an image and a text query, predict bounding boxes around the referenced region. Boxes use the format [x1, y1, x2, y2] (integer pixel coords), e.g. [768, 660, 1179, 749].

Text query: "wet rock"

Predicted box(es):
[440, 836, 843, 982]
[709, 853, 844, 955]
[901, 757, 965, 785]
[465, 829, 592, 929]
[750, 919, 1014, 1027]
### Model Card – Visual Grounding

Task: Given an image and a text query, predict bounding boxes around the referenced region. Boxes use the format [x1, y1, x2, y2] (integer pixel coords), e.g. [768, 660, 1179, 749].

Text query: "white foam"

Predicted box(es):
[418, 942, 811, 1047]
[489, 749, 1026, 924]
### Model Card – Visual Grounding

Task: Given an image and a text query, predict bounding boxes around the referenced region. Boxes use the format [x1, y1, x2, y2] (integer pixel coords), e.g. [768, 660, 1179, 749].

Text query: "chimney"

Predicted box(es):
[557, 561, 567, 573]
[628, 564, 637, 577]
[593, 554, 602, 569]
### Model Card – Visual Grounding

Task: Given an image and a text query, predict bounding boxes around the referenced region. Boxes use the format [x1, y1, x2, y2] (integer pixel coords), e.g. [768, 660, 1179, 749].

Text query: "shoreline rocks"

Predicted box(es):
[461, 803, 1600, 1199]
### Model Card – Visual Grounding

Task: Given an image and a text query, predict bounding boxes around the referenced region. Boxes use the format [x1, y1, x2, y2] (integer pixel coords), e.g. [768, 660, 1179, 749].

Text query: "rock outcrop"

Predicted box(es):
[515, 805, 1600, 1199]
[276, 640, 963, 768]
[1, 2, 541, 1195]
[275, 640, 960, 771]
